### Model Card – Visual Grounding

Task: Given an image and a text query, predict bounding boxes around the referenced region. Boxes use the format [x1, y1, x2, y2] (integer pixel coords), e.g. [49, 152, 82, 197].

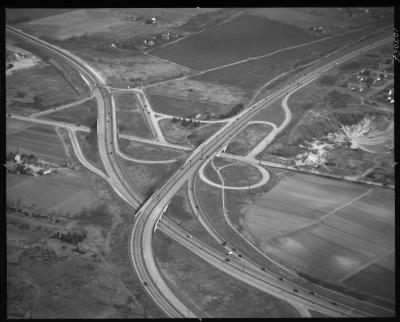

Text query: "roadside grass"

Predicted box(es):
[153, 231, 300, 318]
[186, 123, 224, 147]
[163, 183, 226, 252]
[114, 92, 154, 139]
[309, 310, 330, 318]
[75, 130, 106, 174]
[252, 101, 286, 126]
[119, 157, 183, 198]
[219, 163, 263, 187]
[203, 162, 221, 184]
[118, 138, 188, 161]
[212, 156, 236, 168]
[147, 93, 231, 118]
[158, 119, 195, 146]
[43, 98, 97, 127]
[6, 65, 80, 116]
[225, 123, 273, 156]
[6, 123, 68, 165]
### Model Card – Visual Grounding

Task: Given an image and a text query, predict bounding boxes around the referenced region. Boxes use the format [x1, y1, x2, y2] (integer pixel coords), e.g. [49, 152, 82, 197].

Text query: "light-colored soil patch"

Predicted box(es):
[147, 78, 247, 106]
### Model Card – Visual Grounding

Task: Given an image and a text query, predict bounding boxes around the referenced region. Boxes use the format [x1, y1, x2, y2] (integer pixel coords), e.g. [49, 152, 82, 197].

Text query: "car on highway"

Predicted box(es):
[186, 234, 191, 239]
[225, 258, 230, 262]
[227, 251, 233, 255]
[221, 241, 227, 246]
[260, 267, 266, 271]
[143, 281, 148, 286]
[293, 288, 299, 293]
[278, 277, 285, 281]
[238, 254, 242, 258]
[309, 291, 316, 295]
[331, 302, 338, 306]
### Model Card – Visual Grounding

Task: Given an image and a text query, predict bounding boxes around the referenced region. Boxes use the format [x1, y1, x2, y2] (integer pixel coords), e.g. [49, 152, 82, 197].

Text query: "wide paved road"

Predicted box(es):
[130, 35, 393, 318]
[7, 25, 393, 318]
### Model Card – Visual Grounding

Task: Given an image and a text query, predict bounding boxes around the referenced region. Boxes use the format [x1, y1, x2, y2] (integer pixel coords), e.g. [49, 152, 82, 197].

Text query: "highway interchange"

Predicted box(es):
[6, 25, 394, 318]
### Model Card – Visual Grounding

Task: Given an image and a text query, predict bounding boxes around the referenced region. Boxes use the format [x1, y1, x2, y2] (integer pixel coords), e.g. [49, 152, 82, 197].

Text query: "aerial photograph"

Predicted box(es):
[5, 7, 395, 318]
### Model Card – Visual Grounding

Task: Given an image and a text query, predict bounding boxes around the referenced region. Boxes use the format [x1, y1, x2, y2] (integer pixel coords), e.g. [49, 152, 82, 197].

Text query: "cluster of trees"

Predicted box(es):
[172, 116, 201, 128]
[218, 103, 244, 119]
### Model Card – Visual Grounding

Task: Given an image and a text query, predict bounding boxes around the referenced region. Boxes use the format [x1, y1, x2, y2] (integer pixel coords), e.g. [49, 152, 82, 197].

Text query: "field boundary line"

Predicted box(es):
[276, 188, 374, 240]
[338, 248, 395, 283]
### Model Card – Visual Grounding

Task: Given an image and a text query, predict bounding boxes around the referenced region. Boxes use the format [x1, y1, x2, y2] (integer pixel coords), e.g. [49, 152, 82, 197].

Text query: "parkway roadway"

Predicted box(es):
[6, 25, 394, 318]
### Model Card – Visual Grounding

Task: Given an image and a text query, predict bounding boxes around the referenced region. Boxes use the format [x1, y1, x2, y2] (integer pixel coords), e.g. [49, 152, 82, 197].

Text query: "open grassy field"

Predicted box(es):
[163, 183, 226, 252]
[147, 78, 247, 107]
[6, 123, 67, 164]
[158, 119, 193, 146]
[114, 92, 154, 139]
[147, 92, 231, 118]
[219, 163, 263, 187]
[253, 100, 286, 125]
[6, 165, 163, 318]
[6, 171, 98, 216]
[153, 232, 300, 318]
[75, 131, 106, 174]
[225, 123, 273, 156]
[186, 123, 225, 147]
[119, 157, 183, 197]
[6, 119, 35, 135]
[151, 14, 319, 70]
[43, 98, 97, 127]
[119, 138, 188, 161]
[6, 64, 80, 116]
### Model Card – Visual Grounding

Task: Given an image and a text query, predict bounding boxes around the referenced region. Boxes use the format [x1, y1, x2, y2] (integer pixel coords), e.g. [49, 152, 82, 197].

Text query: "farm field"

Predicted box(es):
[118, 139, 188, 161]
[229, 172, 394, 299]
[114, 92, 154, 138]
[153, 232, 300, 318]
[219, 163, 263, 187]
[43, 98, 97, 127]
[6, 118, 35, 135]
[6, 123, 68, 164]
[6, 171, 97, 216]
[246, 8, 384, 32]
[6, 8, 76, 24]
[225, 123, 273, 156]
[192, 24, 389, 96]
[151, 14, 320, 70]
[147, 92, 231, 118]
[6, 64, 80, 116]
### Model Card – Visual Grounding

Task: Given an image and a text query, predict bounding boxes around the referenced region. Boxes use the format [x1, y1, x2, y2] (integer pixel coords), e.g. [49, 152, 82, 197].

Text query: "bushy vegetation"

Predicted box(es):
[219, 103, 244, 119]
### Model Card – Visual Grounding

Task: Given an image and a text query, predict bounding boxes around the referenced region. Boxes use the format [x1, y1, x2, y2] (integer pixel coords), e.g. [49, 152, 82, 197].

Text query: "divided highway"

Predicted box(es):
[6, 25, 393, 318]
